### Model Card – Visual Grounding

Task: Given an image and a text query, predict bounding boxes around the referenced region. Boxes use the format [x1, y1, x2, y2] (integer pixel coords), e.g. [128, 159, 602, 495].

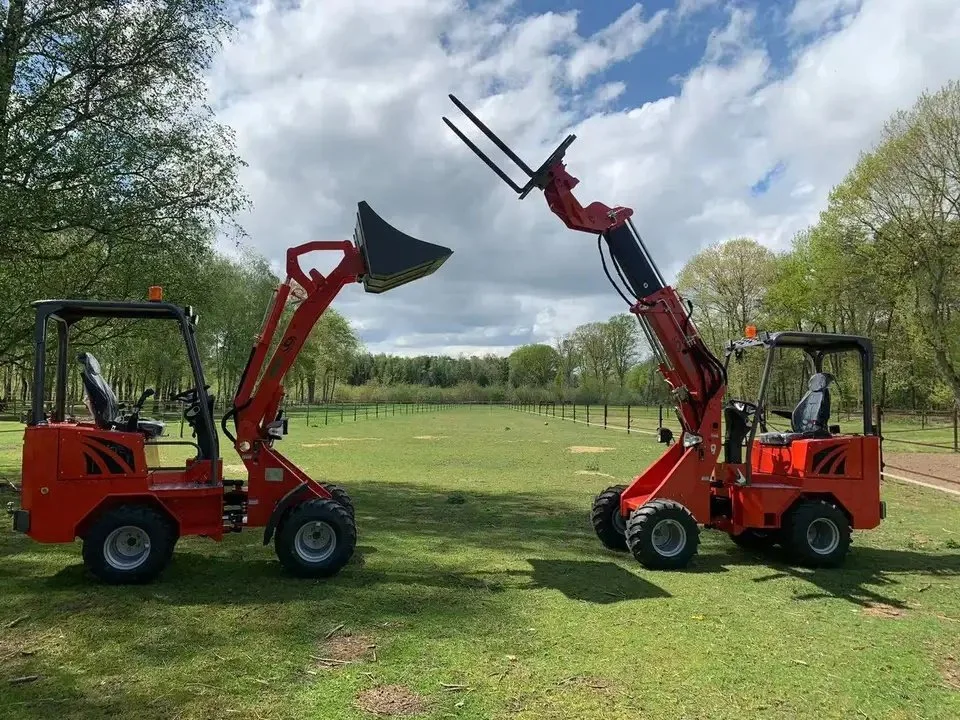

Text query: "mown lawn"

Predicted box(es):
[1, 408, 960, 719]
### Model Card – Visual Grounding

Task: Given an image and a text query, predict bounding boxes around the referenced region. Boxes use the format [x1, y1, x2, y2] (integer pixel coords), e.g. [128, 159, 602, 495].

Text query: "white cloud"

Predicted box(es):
[787, 0, 862, 36]
[676, 0, 721, 20]
[566, 4, 669, 86]
[209, 0, 960, 356]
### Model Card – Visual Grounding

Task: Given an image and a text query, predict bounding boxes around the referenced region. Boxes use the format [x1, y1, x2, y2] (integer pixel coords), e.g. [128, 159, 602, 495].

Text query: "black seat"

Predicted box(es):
[77, 353, 165, 439]
[759, 373, 834, 447]
[78, 353, 119, 430]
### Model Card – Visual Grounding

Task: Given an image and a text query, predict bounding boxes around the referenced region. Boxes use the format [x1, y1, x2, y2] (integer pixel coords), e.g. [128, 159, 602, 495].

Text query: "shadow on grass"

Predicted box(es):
[688, 544, 960, 609]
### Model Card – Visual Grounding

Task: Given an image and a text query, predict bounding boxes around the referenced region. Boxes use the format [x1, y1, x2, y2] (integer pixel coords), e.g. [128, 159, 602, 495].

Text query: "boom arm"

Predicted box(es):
[443, 95, 726, 435]
[225, 201, 453, 449]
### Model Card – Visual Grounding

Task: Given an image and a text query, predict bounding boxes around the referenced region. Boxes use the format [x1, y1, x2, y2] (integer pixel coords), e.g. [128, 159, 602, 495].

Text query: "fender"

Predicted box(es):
[263, 482, 316, 545]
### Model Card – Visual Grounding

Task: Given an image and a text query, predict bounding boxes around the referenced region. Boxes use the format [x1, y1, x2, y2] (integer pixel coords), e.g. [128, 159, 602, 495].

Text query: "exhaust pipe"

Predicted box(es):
[353, 201, 453, 294]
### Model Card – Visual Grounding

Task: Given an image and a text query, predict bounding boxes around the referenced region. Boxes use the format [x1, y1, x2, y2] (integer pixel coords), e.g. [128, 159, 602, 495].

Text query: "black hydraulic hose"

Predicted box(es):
[597, 235, 634, 306]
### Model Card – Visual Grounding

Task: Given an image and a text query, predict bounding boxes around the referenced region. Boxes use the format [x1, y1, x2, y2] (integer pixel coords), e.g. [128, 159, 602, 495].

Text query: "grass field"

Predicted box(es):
[2, 407, 960, 719]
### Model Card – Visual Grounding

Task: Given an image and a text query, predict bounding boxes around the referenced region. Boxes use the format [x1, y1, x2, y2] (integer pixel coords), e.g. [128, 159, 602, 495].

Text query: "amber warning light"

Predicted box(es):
[148, 286, 163, 302]
[745, 324, 757, 339]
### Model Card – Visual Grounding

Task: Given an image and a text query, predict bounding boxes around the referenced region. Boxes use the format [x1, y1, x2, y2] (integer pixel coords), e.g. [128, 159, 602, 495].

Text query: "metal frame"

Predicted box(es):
[30, 299, 219, 469]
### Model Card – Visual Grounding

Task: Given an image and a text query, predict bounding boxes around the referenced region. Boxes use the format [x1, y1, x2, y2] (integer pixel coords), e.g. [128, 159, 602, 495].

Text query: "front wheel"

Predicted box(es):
[625, 499, 700, 570]
[275, 499, 356, 578]
[82, 504, 177, 585]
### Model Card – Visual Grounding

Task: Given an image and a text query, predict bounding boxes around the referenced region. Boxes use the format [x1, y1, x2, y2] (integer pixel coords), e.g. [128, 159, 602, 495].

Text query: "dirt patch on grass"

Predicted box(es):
[883, 452, 960, 492]
[356, 685, 427, 716]
[559, 675, 617, 692]
[223, 464, 246, 476]
[325, 436, 382, 442]
[301, 442, 342, 448]
[315, 631, 376, 667]
[567, 446, 615, 454]
[413, 435, 447, 440]
[861, 602, 907, 619]
[575, 470, 617, 479]
[940, 656, 960, 691]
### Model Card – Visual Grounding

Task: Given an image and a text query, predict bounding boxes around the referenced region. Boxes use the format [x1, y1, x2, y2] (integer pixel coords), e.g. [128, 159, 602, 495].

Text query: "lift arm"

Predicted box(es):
[443, 95, 726, 435]
[225, 201, 453, 449]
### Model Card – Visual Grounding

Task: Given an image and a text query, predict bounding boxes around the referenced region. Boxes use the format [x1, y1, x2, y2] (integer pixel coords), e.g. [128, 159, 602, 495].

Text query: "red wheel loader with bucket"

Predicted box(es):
[443, 95, 885, 570]
[6, 202, 452, 584]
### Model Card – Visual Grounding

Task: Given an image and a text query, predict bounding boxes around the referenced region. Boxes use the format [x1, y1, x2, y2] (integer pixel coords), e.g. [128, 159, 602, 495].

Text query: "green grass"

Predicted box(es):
[2, 408, 960, 719]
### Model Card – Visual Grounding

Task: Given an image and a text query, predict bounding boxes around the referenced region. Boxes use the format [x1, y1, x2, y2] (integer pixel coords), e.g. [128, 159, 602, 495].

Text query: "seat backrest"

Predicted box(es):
[77, 353, 119, 429]
[791, 372, 833, 434]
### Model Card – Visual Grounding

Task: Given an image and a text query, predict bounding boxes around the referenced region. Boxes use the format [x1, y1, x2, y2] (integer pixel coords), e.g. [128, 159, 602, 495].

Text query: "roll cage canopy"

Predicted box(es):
[724, 329, 875, 437]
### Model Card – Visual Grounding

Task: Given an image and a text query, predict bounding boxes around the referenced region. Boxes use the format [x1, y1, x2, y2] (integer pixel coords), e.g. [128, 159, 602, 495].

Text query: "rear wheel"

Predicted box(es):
[591, 484, 628, 551]
[82, 504, 177, 585]
[783, 499, 851, 568]
[625, 499, 700, 570]
[275, 499, 356, 578]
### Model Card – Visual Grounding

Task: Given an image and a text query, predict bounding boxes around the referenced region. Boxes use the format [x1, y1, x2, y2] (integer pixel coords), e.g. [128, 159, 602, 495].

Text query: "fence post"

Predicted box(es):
[604, 404, 608, 429]
[573, 403, 576, 422]
[562, 402, 565, 420]
[586, 404, 590, 426]
[627, 405, 631, 434]
[306, 402, 311, 428]
[325, 405, 329, 425]
[366, 405, 369, 419]
[341, 404, 345, 422]
[658, 404, 663, 429]
[354, 404, 358, 421]
[553, 403, 556, 417]
[954, 405, 958, 453]
[376, 402, 379, 418]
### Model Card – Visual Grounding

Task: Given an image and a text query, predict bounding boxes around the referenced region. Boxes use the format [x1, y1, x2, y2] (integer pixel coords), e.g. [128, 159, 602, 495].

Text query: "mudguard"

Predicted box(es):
[263, 482, 315, 545]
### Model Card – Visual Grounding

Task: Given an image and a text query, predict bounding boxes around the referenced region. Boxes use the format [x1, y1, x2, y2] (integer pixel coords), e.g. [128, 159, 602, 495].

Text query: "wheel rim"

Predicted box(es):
[294, 521, 337, 563]
[611, 507, 626, 535]
[651, 519, 687, 557]
[806, 518, 840, 555]
[103, 526, 151, 571]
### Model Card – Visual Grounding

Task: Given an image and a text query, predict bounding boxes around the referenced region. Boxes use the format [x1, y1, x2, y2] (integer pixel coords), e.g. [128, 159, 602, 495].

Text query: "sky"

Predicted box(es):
[206, 0, 960, 358]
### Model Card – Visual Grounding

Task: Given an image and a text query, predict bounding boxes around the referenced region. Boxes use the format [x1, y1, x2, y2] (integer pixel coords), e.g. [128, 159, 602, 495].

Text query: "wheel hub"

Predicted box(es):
[650, 519, 687, 557]
[806, 518, 840, 555]
[611, 507, 626, 535]
[294, 521, 337, 563]
[103, 525, 151, 571]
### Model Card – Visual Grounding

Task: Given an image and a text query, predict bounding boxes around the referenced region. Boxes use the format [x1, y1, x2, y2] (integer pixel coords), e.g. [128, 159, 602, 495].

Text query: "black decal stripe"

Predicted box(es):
[819, 446, 847, 475]
[82, 444, 126, 474]
[835, 458, 846, 475]
[812, 444, 842, 473]
[87, 437, 135, 470]
[83, 451, 103, 475]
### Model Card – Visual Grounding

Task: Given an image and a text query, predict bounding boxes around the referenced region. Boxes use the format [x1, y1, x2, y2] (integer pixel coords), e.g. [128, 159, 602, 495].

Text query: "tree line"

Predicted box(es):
[0, 2, 956, 414]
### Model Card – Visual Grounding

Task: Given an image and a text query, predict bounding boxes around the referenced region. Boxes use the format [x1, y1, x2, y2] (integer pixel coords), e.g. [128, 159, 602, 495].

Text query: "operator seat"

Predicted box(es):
[77, 353, 165, 439]
[759, 372, 834, 447]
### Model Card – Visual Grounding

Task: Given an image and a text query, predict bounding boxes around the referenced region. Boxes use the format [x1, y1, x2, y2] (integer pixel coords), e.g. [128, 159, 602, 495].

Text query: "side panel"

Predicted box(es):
[739, 435, 882, 529]
[21, 424, 225, 543]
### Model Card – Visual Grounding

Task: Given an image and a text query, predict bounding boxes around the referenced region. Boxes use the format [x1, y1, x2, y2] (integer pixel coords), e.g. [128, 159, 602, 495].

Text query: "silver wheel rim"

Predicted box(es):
[807, 518, 840, 555]
[651, 519, 687, 557]
[611, 507, 626, 535]
[104, 526, 151, 571]
[295, 521, 337, 563]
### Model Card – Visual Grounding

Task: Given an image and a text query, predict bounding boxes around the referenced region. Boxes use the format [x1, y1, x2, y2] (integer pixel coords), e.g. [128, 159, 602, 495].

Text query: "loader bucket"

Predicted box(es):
[353, 201, 453, 294]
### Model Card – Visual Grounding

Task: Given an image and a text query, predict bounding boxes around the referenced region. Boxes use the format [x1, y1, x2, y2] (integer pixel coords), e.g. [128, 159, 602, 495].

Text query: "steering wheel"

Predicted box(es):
[174, 385, 210, 403]
[729, 400, 767, 433]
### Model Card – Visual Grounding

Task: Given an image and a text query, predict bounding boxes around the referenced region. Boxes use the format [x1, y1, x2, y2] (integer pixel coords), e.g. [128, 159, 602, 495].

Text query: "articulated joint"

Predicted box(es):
[682, 433, 703, 448]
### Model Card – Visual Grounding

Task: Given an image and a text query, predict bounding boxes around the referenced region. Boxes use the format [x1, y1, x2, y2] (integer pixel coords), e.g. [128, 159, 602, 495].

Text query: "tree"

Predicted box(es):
[0, 0, 248, 361]
[508, 344, 559, 388]
[605, 314, 641, 388]
[827, 79, 960, 408]
[573, 322, 612, 394]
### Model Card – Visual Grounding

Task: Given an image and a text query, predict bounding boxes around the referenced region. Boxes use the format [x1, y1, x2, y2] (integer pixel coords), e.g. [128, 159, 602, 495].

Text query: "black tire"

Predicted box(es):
[729, 528, 780, 551]
[782, 499, 851, 568]
[81, 504, 177, 585]
[320, 482, 354, 517]
[625, 499, 700, 570]
[274, 498, 356, 578]
[591, 484, 628, 551]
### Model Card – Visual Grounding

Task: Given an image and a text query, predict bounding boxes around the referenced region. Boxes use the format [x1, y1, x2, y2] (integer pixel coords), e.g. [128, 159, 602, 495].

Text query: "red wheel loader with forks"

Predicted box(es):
[6, 201, 452, 584]
[443, 95, 885, 570]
